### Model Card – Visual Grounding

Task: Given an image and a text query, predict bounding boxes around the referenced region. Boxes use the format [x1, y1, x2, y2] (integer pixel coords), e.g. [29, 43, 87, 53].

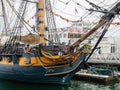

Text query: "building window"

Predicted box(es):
[63, 33, 66, 38]
[48, 35, 50, 38]
[98, 49, 101, 54]
[111, 46, 115, 53]
[68, 33, 82, 38]
[59, 34, 62, 38]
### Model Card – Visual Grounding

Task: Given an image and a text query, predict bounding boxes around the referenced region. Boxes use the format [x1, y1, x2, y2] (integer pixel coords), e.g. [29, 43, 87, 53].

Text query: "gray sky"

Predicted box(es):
[51, 0, 120, 37]
[51, 0, 120, 28]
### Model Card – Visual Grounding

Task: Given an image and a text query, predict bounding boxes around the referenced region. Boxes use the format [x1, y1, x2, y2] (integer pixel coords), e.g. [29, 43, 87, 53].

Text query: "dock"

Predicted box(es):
[73, 70, 119, 84]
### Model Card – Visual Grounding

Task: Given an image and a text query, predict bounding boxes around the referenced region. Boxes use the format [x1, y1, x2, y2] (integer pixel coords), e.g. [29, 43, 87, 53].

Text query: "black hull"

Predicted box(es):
[0, 53, 86, 84]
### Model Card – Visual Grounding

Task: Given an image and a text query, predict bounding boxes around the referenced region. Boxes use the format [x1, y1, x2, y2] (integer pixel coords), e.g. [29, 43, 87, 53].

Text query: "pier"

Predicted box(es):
[73, 70, 119, 84]
[72, 52, 120, 84]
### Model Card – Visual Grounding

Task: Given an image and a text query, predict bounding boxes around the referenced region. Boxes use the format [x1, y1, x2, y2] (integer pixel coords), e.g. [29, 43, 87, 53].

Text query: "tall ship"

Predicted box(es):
[0, 0, 119, 84]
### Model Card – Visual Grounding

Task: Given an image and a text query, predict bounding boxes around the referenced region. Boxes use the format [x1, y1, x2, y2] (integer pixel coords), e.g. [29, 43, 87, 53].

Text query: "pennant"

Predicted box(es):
[69, 29, 74, 32]
[54, 13, 60, 16]
[111, 22, 120, 26]
[75, 8, 78, 14]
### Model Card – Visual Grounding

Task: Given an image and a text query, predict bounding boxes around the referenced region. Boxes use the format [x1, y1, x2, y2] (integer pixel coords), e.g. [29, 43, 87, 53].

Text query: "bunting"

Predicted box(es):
[46, 7, 76, 23]
[111, 22, 120, 25]
[25, 8, 120, 27]
[26, 15, 36, 23]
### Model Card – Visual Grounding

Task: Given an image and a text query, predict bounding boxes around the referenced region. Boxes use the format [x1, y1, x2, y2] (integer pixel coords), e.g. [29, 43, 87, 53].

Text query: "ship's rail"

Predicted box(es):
[88, 53, 120, 64]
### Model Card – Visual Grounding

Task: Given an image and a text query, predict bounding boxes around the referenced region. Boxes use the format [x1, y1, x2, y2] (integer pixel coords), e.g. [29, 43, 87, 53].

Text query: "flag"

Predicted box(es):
[69, 29, 74, 32]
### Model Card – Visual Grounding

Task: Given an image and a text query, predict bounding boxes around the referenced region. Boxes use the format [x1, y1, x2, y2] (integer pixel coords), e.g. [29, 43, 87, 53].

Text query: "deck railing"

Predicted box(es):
[88, 53, 120, 64]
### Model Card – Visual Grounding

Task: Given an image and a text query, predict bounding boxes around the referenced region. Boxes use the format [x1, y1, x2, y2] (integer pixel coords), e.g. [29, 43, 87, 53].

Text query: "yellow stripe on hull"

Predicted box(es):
[0, 57, 13, 65]
[0, 50, 82, 69]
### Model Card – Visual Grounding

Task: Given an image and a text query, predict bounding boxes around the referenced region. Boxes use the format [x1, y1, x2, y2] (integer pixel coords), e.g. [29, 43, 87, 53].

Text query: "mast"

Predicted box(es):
[38, 0, 45, 44]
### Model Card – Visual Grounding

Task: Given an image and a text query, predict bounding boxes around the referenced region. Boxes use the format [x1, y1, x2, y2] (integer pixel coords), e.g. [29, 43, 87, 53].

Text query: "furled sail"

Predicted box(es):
[16, 34, 39, 44]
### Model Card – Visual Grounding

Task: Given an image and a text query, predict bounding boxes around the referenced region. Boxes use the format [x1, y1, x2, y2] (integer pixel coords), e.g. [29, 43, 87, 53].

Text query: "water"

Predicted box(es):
[0, 79, 120, 90]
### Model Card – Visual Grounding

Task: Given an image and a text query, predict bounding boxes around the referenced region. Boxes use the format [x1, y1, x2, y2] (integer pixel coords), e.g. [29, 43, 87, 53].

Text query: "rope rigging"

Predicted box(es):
[0, 0, 62, 54]
[0, 0, 120, 54]
[0, 0, 29, 53]
[45, 0, 60, 44]
[1, 0, 8, 35]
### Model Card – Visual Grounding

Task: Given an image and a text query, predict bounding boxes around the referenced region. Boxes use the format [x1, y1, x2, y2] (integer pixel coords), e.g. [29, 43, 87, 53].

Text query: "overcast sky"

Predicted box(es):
[50, 0, 120, 37]
[11, 0, 120, 28]
[50, 0, 120, 27]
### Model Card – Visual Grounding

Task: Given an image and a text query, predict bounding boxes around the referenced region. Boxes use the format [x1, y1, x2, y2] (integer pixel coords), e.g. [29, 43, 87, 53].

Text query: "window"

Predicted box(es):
[63, 34, 66, 38]
[59, 34, 62, 38]
[111, 46, 115, 53]
[68, 33, 82, 38]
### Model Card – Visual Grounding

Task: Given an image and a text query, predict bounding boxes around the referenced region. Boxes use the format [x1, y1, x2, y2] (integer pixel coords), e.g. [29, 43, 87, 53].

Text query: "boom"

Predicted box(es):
[64, 2, 120, 54]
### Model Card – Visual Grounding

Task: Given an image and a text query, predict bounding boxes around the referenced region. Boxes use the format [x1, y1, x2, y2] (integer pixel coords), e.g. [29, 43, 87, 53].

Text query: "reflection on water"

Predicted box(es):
[0, 79, 68, 90]
[0, 79, 119, 90]
[69, 80, 120, 90]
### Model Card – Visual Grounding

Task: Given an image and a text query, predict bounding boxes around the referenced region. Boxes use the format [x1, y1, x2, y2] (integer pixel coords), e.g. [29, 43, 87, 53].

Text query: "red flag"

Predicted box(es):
[70, 29, 73, 32]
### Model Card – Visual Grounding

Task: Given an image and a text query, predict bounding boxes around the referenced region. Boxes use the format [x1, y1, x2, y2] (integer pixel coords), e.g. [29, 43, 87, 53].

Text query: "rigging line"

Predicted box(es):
[1, 0, 8, 35]
[57, 0, 71, 5]
[96, 0, 106, 5]
[71, 0, 94, 21]
[85, 18, 114, 63]
[4, 0, 16, 32]
[72, 0, 88, 10]
[2, 0, 19, 49]
[6, 0, 34, 30]
[5, 1, 24, 49]
[66, 0, 72, 4]
[5, 6, 36, 45]
[59, 2, 69, 12]
[25, 27, 58, 44]
[45, 1, 54, 41]
[22, 0, 37, 3]
[45, 0, 60, 43]
[96, 0, 106, 3]
[93, 0, 120, 13]
[5, 0, 28, 50]
[97, 0, 120, 7]
[73, 0, 104, 20]
[57, 0, 66, 4]
[13, 1, 29, 51]
[23, 3, 36, 19]
[79, 12, 92, 21]
[76, 0, 110, 19]
[72, 0, 78, 20]
[3, 0, 23, 44]
[7, 0, 13, 19]
[85, 0, 106, 11]
[7, 4, 57, 45]
[51, 0, 56, 10]
[2, 0, 23, 39]
[51, 6, 82, 17]
[7, 0, 24, 32]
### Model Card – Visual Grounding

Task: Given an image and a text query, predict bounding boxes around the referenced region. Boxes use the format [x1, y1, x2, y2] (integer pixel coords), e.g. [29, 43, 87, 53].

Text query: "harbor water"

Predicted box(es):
[0, 79, 120, 90]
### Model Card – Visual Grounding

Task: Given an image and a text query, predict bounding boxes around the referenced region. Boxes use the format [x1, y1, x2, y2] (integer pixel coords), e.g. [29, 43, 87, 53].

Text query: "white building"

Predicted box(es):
[92, 37, 119, 54]
[55, 21, 92, 45]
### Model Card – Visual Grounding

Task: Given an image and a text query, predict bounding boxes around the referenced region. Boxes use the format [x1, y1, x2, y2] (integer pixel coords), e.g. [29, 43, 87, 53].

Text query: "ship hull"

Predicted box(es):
[0, 53, 86, 84]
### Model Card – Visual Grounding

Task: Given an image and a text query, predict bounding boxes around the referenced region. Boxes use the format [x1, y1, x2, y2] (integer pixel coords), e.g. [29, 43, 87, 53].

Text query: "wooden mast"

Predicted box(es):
[38, 0, 45, 44]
